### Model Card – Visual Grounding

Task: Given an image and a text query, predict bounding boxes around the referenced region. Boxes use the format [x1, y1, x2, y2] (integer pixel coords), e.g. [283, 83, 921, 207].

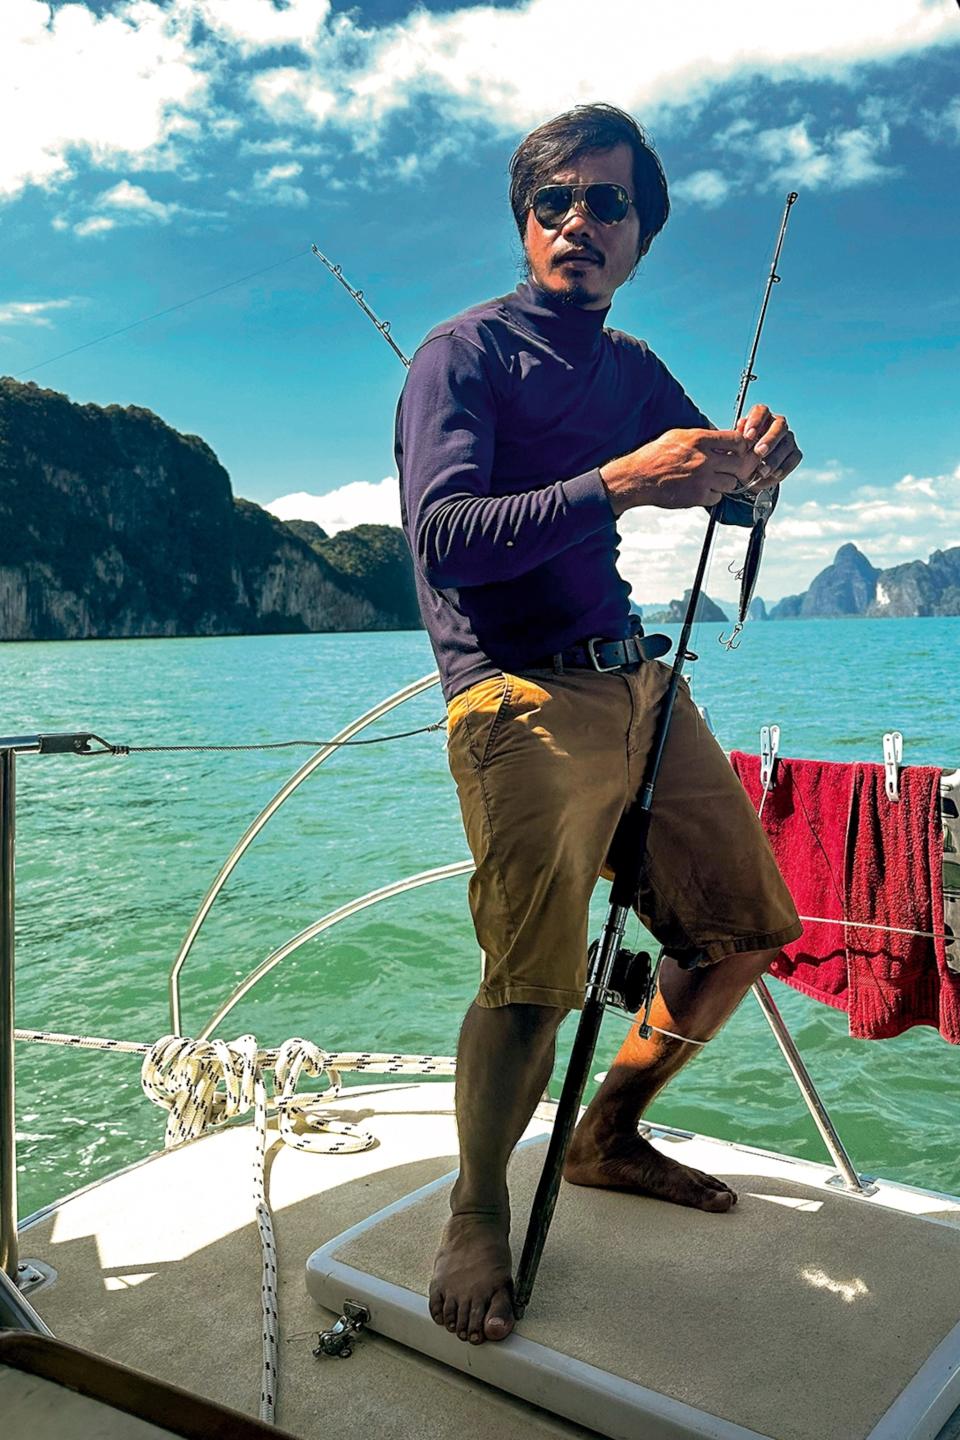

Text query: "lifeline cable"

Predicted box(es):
[71, 720, 446, 758]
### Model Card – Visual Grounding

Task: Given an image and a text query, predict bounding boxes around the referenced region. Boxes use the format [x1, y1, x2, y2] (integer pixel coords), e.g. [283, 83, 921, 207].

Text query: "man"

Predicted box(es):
[395, 104, 803, 1348]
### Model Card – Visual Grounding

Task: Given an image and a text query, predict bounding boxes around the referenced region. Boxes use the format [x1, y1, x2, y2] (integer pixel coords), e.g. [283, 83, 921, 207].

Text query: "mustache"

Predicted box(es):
[551, 245, 604, 268]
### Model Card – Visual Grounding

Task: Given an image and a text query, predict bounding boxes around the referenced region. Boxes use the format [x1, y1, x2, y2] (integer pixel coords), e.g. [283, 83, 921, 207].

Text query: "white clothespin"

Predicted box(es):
[883, 731, 903, 802]
[760, 724, 781, 790]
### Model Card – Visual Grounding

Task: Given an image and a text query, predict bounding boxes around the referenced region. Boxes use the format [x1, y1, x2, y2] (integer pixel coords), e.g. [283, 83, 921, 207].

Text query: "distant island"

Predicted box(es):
[0, 377, 420, 640]
[637, 544, 960, 623]
[765, 541, 960, 619]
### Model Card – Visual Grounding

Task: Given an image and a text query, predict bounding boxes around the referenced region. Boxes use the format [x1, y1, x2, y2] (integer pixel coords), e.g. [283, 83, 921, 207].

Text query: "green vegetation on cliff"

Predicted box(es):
[0, 376, 421, 640]
[307, 524, 419, 629]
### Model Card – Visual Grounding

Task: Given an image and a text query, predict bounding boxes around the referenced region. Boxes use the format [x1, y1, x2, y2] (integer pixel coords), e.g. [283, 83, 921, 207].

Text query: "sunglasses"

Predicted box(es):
[530, 182, 634, 228]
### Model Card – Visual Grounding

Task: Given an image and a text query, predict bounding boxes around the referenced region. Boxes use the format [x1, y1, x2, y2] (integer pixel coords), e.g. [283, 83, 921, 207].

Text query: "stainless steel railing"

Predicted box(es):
[168, 671, 441, 1035]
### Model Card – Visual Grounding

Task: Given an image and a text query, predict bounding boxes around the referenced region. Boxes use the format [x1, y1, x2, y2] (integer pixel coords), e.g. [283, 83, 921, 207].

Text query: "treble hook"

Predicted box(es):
[718, 621, 743, 651]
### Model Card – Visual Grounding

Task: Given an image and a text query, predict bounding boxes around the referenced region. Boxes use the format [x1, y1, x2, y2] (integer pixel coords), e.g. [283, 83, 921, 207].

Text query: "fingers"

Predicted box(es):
[740, 403, 771, 443]
[744, 410, 802, 486]
[704, 428, 749, 454]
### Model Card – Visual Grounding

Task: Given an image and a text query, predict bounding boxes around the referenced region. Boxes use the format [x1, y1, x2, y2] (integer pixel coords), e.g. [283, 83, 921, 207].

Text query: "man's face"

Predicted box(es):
[523, 142, 647, 310]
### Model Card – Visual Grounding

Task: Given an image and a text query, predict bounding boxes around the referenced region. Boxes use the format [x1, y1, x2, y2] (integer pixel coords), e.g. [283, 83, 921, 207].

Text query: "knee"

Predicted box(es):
[508, 1001, 569, 1046]
[720, 945, 780, 978]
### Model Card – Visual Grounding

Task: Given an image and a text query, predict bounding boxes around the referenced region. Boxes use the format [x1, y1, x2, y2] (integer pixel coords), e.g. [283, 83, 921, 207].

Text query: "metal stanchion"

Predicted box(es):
[1, 747, 18, 1282]
[0, 733, 75, 1301]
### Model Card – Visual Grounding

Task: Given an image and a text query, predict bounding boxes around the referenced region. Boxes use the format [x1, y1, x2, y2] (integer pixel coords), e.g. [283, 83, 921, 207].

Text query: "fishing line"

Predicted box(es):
[15, 246, 312, 378]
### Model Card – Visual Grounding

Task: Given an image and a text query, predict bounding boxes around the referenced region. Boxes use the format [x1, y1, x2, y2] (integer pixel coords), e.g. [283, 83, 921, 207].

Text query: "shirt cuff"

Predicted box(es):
[561, 467, 617, 525]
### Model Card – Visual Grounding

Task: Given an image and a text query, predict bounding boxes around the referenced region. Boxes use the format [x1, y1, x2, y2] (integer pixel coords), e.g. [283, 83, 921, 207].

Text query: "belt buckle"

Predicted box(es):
[586, 637, 623, 672]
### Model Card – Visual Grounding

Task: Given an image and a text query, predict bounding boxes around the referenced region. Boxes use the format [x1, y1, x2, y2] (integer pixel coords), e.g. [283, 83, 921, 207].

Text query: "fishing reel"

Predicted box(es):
[589, 940, 657, 1019]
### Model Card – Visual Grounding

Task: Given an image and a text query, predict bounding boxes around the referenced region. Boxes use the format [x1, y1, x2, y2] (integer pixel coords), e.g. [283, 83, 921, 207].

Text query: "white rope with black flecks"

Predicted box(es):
[15, 1026, 456, 1423]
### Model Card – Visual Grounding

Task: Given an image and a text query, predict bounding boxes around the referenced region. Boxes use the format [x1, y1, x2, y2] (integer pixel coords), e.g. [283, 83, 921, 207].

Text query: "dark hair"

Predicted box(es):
[508, 103, 669, 259]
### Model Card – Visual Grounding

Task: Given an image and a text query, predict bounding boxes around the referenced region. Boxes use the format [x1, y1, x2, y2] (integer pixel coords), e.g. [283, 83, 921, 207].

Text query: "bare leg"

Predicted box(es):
[430, 1000, 566, 1344]
[565, 947, 779, 1210]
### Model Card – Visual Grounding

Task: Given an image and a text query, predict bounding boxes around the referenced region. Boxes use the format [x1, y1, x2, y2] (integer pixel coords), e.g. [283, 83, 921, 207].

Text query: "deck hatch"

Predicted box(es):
[307, 1135, 960, 1440]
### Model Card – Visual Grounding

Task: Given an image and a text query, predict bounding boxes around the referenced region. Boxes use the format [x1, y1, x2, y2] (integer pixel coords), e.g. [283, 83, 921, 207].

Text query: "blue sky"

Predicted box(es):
[1, 0, 958, 602]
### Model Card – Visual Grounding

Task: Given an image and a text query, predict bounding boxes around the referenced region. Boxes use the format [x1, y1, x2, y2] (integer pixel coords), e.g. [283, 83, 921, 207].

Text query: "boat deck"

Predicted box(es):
[17, 1080, 960, 1440]
[20, 1080, 593, 1438]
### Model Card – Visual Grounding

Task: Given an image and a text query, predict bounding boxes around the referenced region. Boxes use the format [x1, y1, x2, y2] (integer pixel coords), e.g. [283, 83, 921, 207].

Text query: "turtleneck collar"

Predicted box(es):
[503, 279, 610, 359]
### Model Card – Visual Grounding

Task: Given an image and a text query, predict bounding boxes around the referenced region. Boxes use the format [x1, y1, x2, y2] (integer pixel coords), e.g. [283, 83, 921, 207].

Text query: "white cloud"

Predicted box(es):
[616, 464, 960, 603]
[266, 477, 401, 533]
[250, 160, 309, 206]
[98, 179, 177, 220]
[250, 66, 337, 127]
[0, 0, 209, 200]
[69, 178, 223, 236]
[740, 118, 897, 189]
[2, 1, 957, 203]
[921, 96, 960, 143]
[246, 0, 959, 144]
[196, 0, 331, 53]
[671, 169, 732, 208]
[74, 216, 116, 237]
[805, 460, 852, 487]
[0, 298, 72, 327]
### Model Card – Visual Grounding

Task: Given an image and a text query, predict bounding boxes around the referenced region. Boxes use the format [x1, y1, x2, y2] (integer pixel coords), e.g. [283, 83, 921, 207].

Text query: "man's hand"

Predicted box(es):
[599, 428, 757, 517]
[734, 403, 803, 496]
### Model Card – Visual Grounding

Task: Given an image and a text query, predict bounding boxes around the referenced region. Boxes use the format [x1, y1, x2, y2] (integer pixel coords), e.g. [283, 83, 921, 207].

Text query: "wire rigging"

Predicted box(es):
[73, 720, 447, 758]
[15, 247, 312, 378]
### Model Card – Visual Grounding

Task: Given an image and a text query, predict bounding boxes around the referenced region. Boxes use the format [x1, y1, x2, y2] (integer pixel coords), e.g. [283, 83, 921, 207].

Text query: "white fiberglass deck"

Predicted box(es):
[16, 1079, 960, 1440]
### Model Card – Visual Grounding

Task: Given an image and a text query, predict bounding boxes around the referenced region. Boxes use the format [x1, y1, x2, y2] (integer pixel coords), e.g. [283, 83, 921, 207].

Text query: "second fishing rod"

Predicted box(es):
[311, 189, 799, 1315]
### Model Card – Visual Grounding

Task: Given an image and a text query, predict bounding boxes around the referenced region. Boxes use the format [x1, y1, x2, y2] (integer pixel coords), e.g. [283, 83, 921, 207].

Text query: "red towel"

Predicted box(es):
[729, 751, 960, 1044]
[730, 752, 850, 1009]
[845, 763, 960, 1043]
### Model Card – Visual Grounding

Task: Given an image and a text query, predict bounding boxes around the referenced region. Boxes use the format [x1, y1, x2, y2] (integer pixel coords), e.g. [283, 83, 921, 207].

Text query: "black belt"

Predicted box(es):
[540, 632, 673, 673]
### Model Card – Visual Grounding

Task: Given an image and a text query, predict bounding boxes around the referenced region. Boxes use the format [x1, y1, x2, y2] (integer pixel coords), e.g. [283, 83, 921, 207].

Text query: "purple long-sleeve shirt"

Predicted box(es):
[396, 281, 753, 701]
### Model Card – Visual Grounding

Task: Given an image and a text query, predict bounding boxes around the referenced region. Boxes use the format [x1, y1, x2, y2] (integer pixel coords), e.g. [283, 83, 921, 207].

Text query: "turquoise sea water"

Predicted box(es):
[4, 617, 959, 1218]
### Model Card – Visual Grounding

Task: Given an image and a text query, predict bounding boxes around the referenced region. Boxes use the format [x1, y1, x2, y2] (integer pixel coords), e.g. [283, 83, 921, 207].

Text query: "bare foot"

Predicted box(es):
[564, 1128, 737, 1213]
[429, 1211, 516, 1344]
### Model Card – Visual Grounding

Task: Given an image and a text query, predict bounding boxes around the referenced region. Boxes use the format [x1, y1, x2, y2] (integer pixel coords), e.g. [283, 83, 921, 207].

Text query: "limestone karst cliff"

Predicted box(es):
[769, 543, 960, 620]
[0, 377, 420, 639]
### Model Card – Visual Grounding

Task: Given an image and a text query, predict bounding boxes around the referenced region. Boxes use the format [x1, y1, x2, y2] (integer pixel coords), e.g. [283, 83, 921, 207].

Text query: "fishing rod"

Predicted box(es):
[513, 190, 800, 1315]
[310, 245, 411, 368]
[720, 191, 798, 648]
[312, 199, 800, 1315]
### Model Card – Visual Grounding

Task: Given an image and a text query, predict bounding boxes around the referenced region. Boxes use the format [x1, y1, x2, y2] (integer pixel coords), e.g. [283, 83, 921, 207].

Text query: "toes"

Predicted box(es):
[466, 1295, 488, 1345]
[670, 1166, 735, 1212]
[700, 1170, 736, 1196]
[701, 1186, 736, 1213]
[695, 1170, 737, 1210]
[428, 1284, 445, 1326]
[483, 1286, 516, 1342]
[442, 1293, 459, 1333]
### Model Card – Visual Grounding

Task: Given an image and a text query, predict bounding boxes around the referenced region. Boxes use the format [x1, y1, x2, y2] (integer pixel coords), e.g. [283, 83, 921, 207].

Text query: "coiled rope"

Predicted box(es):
[15, 1027, 456, 1422]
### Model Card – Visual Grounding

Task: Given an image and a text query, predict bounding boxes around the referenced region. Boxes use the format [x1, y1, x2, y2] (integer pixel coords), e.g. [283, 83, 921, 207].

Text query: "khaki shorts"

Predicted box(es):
[446, 664, 802, 1010]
